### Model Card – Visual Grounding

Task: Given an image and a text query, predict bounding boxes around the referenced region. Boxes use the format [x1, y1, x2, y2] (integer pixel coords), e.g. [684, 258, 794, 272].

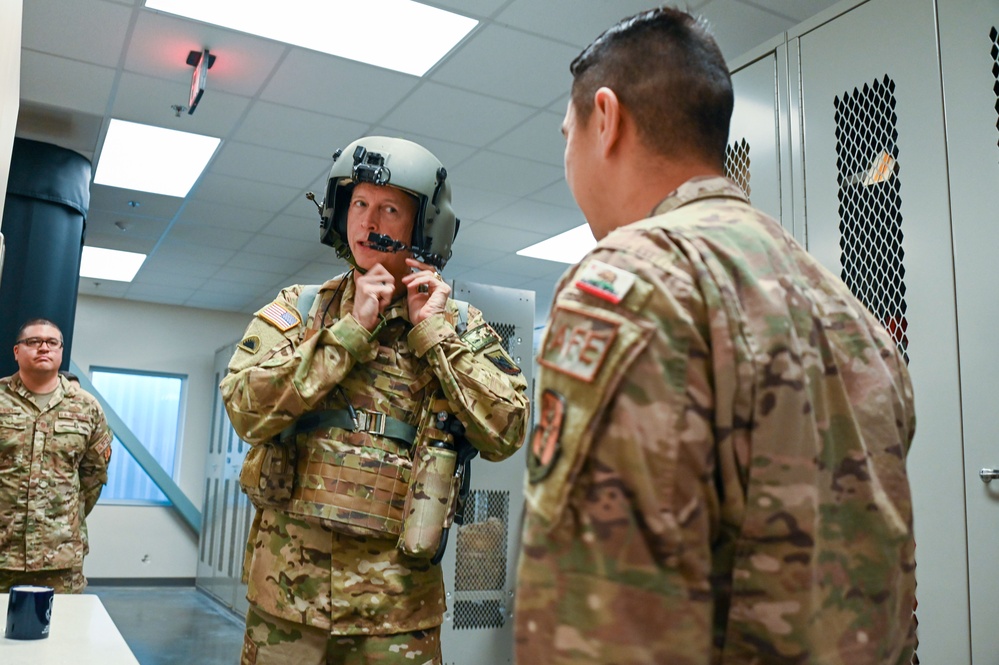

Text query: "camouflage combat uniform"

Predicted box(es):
[515, 176, 916, 665]
[220, 273, 528, 660]
[0, 373, 112, 593]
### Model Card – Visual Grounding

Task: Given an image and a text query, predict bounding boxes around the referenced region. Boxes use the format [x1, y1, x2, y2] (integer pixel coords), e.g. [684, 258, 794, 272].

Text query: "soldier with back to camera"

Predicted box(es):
[220, 136, 529, 665]
[0, 318, 112, 593]
[514, 7, 917, 665]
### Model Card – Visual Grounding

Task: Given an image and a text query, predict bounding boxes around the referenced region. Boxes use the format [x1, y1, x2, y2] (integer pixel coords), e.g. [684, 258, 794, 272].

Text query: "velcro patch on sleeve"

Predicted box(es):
[485, 350, 522, 375]
[256, 302, 300, 332]
[538, 306, 619, 382]
[574, 259, 636, 304]
[93, 429, 113, 463]
[460, 323, 500, 353]
[238, 334, 260, 353]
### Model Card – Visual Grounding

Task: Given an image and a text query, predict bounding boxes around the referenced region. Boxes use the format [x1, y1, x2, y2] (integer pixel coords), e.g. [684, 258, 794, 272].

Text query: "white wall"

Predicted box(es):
[0, 0, 22, 219]
[72, 294, 250, 579]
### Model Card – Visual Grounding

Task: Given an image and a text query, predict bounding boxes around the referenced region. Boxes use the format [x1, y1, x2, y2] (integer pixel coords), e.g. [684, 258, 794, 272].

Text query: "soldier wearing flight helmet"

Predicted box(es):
[221, 136, 529, 665]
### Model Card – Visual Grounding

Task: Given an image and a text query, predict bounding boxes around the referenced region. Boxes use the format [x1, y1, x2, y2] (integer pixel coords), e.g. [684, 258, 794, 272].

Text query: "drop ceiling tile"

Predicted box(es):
[131, 269, 207, 290]
[88, 185, 185, 219]
[259, 215, 320, 244]
[450, 150, 563, 198]
[77, 279, 131, 298]
[223, 252, 306, 275]
[428, 0, 508, 18]
[488, 111, 564, 166]
[83, 232, 157, 254]
[212, 266, 289, 287]
[154, 239, 236, 265]
[126, 11, 287, 97]
[193, 278, 259, 296]
[87, 209, 171, 241]
[478, 253, 568, 279]
[235, 102, 368, 159]
[21, 0, 133, 68]
[466, 222, 549, 253]
[430, 24, 578, 108]
[495, 1, 657, 48]
[139, 253, 221, 278]
[528, 178, 577, 209]
[450, 186, 518, 224]
[19, 51, 117, 115]
[260, 49, 419, 121]
[211, 141, 330, 189]
[483, 198, 585, 235]
[184, 290, 257, 312]
[193, 173, 301, 213]
[123, 282, 197, 304]
[167, 221, 254, 250]
[240, 234, 324, 262]
[109, 71, 250, 139]
[176, 199, 274, 232]
[380, 83, 536, 146]
[444, 245, 507, 271]
[697, 0, 794, 60]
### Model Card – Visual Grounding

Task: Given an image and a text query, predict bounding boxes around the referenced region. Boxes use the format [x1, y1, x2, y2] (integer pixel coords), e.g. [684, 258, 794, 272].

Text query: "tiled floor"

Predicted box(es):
[86, 586, 244, 665]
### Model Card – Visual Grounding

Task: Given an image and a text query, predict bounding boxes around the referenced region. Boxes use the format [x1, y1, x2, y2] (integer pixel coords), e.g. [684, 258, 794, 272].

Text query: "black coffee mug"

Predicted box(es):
[5, 585, 54, 640]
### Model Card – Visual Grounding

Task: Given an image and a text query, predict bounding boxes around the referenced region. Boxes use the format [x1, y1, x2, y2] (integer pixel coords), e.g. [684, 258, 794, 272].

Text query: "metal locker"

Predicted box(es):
[792, 0, 968, 661]
[196, 343, 252, 618]
[937, 1, 999, 662]
[727, 38, 788, 233]
[440, 281, 534, 665]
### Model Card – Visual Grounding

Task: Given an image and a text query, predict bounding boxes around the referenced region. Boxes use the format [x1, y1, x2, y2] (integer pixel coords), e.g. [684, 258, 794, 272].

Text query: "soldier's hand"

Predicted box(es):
[353, 264, 397, 331]
[403, 258, 450, 326]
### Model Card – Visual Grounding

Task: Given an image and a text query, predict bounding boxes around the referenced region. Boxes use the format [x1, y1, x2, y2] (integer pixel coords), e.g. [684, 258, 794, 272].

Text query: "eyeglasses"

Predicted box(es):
[15, 337, 64, 349]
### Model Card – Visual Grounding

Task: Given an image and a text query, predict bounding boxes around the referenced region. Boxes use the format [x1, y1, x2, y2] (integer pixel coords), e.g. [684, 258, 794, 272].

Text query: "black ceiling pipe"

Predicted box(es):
[0, 138, 91, 378]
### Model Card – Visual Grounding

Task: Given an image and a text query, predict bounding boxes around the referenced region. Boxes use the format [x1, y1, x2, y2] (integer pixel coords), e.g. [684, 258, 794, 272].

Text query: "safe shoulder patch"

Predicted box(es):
[538, 305, 618, 382]
[256, 301, 300, 332]
[575, 259, 636, 305]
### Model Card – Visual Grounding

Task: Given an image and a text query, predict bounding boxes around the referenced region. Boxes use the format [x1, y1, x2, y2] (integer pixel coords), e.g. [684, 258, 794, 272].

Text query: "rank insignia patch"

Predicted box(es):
[238, 334, 260, 354]
[575, 259, 636, 304]
[485, 350, 521, 375]
[257, 302, 300, 331]
[527, 389, 566, 483]
[539, 306, 619, 382]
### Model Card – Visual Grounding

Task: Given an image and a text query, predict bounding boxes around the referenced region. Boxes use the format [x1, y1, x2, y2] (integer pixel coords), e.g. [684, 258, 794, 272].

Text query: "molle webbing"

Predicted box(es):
[289, 446, 411, 537]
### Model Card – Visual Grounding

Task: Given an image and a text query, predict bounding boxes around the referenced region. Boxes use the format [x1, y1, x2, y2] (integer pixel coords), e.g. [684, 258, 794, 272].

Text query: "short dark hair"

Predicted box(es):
[16, 318, 62, 342]
[570, 7, 734, 168]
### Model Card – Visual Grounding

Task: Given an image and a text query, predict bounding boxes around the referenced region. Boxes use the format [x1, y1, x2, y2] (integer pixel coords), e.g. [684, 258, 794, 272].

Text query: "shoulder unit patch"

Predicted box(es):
[575, 259, 636, 305]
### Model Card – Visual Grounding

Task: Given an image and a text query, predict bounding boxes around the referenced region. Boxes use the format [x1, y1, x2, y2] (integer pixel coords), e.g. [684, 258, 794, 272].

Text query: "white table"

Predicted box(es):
[0, 593, 139, 664]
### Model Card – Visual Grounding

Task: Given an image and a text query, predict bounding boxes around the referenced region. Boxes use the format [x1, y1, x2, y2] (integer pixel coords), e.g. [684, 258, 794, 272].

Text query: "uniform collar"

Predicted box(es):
[650, 175, 749, 218]
[8, 373, 68, 409]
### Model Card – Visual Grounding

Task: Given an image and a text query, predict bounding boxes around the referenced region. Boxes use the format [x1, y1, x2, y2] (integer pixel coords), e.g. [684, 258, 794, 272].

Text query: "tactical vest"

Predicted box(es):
[281, 281, 467, 541]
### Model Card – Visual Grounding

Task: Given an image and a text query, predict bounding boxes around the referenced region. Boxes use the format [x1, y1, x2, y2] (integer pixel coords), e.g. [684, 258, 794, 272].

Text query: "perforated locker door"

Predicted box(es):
[795, 0, 968, 661]
[196, 342, 253, 618]
[440, 281, 534, 665]
[938, 1, 999, 661]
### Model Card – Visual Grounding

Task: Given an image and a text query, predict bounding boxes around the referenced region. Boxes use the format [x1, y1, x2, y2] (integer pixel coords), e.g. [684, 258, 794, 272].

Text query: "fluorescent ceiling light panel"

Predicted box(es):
[79, 247, 147, 282]
[94, 120, 220, 197]
[517, 224, 596, 264]
[144, 0, 477, 76]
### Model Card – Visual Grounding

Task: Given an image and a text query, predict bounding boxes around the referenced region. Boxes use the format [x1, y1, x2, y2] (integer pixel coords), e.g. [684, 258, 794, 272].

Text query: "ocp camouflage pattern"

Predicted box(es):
[0, 373, 112, 575]
[515, 176, 916, 665]
[220, 272, 529, 635]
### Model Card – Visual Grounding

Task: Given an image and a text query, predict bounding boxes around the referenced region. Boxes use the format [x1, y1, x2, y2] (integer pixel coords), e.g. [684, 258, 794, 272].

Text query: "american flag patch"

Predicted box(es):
[257, 302, 300, 331]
